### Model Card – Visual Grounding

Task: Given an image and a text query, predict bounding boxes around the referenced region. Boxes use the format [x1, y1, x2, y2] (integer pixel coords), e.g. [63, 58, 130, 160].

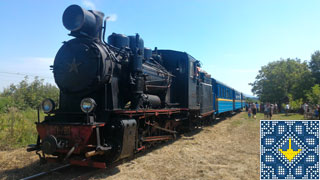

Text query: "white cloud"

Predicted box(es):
[107, 14, 117, 22]
[82, 0, 96, 10]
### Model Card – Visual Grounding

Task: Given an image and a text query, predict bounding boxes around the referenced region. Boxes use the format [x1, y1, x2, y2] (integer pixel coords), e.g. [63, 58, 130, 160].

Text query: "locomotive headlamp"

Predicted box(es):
[80, 98, 96, 113]
[41, 99, 55, 114]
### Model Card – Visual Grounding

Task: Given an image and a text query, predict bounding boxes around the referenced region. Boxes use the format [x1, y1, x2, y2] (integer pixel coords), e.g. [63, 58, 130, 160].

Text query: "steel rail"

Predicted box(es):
[20, 164, 71, 180]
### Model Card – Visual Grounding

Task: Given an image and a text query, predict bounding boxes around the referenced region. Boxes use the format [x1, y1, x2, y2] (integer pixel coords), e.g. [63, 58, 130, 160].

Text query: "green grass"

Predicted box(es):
[229, 112, 304, 129]
[240, 112, 304, 120]
[0, 108, 44, 150]
[0, 110, 306, 150]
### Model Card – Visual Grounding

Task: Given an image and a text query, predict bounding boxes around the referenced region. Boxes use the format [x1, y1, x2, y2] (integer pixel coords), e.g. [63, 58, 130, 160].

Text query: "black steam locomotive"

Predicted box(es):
[27, 5, 244, 168]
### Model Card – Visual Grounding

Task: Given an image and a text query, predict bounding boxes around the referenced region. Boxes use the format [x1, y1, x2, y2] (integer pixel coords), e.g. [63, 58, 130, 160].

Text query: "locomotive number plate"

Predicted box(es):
[56, 126, 71, 136]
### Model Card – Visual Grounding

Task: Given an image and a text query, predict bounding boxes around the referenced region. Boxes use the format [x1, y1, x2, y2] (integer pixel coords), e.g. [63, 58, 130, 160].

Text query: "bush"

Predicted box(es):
[0, 108, 45, 150]
[306, 84, 320, 105]
[0, 96, 13, 113]
[1, 76, 59, 110]
[0, 77, 58, 149]
[289, 99, 303, 112]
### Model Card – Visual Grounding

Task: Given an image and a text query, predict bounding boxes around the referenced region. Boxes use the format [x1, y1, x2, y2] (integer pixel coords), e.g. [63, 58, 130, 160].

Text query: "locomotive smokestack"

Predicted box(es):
[62, 4, 104, 40]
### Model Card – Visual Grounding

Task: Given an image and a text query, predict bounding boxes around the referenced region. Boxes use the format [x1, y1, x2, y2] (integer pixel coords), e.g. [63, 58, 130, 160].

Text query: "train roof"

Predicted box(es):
[214, 79, 233, 89]
[213, 79, 242, 94]
[157, 49, 199, 63]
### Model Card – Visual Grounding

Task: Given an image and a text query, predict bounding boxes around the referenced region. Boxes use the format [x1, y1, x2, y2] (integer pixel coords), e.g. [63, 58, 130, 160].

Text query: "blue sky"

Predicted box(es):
[1, 0, 320, 95]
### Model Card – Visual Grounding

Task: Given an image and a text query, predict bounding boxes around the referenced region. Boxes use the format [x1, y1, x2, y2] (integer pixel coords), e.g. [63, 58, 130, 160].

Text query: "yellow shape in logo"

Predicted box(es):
[279, 138, 301, 162]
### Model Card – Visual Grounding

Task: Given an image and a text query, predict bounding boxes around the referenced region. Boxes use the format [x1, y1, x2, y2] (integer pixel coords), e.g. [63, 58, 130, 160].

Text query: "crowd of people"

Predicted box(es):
[301, 102, 320, 119]
[245, 102, 278, 120]
[245, 102, 320, 120]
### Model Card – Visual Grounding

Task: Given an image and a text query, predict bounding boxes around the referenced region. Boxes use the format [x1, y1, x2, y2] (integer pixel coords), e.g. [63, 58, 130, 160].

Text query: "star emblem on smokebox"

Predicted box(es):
[68, 58, 81, 73]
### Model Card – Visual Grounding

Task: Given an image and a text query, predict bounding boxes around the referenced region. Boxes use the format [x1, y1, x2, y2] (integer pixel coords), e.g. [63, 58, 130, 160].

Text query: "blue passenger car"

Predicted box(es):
[214, 80, 234, 114]
[241, 93, 245, 109]
[234, 90, 242, 111]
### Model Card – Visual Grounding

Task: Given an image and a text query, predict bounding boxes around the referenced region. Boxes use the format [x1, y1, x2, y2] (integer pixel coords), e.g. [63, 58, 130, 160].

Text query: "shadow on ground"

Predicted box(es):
[0, 111, 240, 180]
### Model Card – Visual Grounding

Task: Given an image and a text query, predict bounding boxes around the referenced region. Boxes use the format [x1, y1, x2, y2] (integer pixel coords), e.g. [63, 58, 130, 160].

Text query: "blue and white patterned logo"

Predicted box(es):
[261, 120, 319, 179]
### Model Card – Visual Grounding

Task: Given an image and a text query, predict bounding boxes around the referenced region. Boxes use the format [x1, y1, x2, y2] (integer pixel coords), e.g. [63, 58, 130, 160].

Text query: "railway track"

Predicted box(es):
[19, 163, 108, 180]
[15, 118, 227, 180]
[20, 160, 133, 180]
[19, 121, 221, 180]
[19, 138, 176, 180]
[20, 164, 71, 180]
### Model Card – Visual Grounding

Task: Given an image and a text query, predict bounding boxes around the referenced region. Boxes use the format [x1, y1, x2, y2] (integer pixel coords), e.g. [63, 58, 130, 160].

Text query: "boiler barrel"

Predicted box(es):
[143, 63, 170, 95]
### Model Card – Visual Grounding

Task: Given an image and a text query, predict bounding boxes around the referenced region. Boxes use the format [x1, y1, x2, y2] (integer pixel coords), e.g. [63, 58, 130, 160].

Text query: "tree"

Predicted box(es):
[250, 58, 314, 104]
[0, 76, 59, 111]
[309, 51, 320, 84]
[306, 84, 320, 105]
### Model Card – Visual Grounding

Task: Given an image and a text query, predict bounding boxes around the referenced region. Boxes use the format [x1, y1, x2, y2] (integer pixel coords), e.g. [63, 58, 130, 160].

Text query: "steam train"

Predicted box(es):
[27, 5, 245, 168]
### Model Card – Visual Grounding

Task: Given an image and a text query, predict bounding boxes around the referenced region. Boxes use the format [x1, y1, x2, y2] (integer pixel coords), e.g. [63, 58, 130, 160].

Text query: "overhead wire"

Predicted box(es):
[0, 71, 54, 80]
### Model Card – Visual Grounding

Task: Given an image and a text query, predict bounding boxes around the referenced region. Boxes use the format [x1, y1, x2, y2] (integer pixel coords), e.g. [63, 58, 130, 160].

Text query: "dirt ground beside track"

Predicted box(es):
[0, 112, 260, 180]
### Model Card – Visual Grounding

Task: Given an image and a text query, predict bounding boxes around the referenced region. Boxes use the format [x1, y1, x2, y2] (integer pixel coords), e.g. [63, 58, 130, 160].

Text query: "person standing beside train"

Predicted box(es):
[248, 104, 252, 118]
[251, 103, 257, 119]
[285, 103, 290, 116]
[269, 104, 274, 120]
[314, 105, 319, 119]
[260, 102, 264, 113]
[264, 103, 270, 119]
[303, 102, 308, 119]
